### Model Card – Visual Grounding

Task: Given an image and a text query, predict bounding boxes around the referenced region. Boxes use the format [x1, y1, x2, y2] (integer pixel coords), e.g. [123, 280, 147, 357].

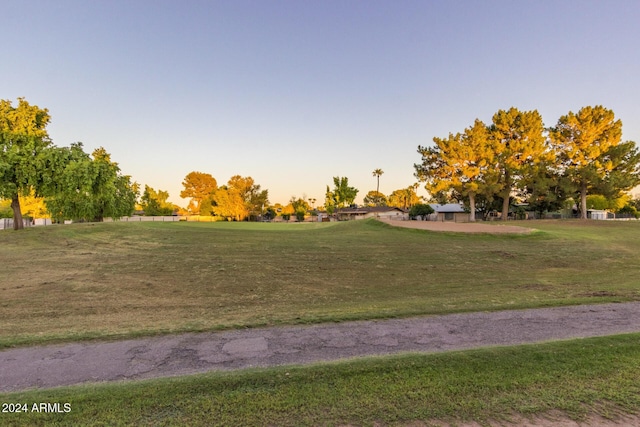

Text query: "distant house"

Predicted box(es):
[335, 206, 408, 221]
[428, 203, 469, 222]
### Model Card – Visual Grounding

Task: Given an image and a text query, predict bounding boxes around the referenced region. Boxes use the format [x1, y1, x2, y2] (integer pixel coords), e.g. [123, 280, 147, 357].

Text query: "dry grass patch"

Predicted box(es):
[1, 219, 639, 347]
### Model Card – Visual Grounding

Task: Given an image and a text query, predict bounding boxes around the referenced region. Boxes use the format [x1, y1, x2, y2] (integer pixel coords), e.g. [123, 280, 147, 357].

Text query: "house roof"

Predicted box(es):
[429, 203, 466, 213]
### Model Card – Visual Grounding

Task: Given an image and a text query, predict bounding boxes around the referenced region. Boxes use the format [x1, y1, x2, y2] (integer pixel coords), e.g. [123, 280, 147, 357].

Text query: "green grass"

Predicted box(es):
[1, 219, 640, 347]
[2, 333, 640, 426]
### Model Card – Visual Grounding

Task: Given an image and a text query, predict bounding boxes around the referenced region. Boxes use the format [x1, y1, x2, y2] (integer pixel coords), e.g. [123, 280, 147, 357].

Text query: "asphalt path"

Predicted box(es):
[2, 302, 640, 393]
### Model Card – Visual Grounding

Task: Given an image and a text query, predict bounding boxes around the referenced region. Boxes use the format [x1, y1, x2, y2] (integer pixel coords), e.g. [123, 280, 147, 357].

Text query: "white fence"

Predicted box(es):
[0, 218, 32, 229]
[104, 216, 185, 222]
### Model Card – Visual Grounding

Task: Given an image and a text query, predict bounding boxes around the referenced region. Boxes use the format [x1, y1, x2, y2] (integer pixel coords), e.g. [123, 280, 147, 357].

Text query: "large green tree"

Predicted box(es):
[45, 143, 138, 222]
[0, 98, 52, 229]
[549, 106, 639, 218]
[490, 108, 548, 220]
[140, 185, 174, 216]
[325, 176, 358, 214]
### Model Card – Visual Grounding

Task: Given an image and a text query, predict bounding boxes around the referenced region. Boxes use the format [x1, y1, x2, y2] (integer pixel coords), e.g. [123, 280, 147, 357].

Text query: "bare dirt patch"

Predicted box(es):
[379, 218, 534, 234]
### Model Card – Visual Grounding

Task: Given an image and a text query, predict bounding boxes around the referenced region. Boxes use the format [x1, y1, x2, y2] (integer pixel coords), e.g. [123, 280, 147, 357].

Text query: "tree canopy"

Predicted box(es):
[416, 106, 638, 220]
[325, 177, 358, 214]
[416, 119, 497, 221]
[140, 185, 175, 216]
[387, 186, 420, 209]
[210, 176, 269, 221]
[0, 98, 52, 229]
[363, 190, 387, 207]
[45, 143, 138, 222]
[180, 171, 217, 214]
[549, 106, 639, 218]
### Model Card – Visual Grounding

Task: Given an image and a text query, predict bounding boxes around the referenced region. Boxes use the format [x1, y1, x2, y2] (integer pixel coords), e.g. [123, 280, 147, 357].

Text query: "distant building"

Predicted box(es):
[335, 206, 408, 221]
[428, 203, 469, 222]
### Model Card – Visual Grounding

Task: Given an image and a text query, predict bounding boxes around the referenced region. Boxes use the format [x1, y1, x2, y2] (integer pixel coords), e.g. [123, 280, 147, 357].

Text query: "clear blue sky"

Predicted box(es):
[2, 1, 640, 205]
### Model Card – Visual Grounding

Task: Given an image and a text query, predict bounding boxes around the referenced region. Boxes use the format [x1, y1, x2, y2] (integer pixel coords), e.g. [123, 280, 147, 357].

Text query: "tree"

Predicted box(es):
[522, 164, 572, 218]
[548, 106, 639, 219]
[0, 98, 52, 229]
[227, 175, 269, 220]
[490, 108, 547, 220]
[590, 140, 640, 205]
[415, 119, 498, 221]
[44, 144, 138, 222]
[290, 196, 309, 212]
[388, 186, 420, 209]
[408, 203, 434, 220]
[325, 176, 358, 214]
[211, 186, 244, 220]
[210, 176, 268, 221]
[363, 190, 387, 207]
[372, 168, 384, 193]
[180, 171, 217, 214]
[140, 185, 175, 216]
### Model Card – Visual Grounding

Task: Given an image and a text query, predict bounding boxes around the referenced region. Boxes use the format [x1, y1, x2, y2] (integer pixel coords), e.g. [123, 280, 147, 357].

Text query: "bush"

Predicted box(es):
[409, 204, 434, 220]
[617, 204, 640, 218]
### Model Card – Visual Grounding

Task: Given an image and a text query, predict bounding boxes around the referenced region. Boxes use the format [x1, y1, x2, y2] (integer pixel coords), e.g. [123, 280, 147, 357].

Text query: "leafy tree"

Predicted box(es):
[289, 196, 310, 213]
[263, 207, 277, 221]
[140, 185, 175, 216]
[586, 194, 609, 210]
[617, 204, 639, 218]
[228, 175, 269, 220]
[363, 190, 387, 207]
[45, 144, 137, 222]
[0, 98, 52, 229]
[549, 106, 640, 219]
[416, 119, 498, 221]
[409, 203, 434, 220]
[180, 171, 217, 214]
[325, 177, 358, 214]
[490, 108, 548, 220]
[590, 140, 640, 204]
[295, 209, 306, 222]
[372, 168, 384, 193]
[388, 186, 420, 209]
[211, 186, 245, 220]
[521, 159, 573, 217]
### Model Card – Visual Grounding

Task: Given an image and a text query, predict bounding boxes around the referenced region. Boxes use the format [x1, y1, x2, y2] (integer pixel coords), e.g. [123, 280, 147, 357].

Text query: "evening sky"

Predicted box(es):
[2, 0, 639, 205]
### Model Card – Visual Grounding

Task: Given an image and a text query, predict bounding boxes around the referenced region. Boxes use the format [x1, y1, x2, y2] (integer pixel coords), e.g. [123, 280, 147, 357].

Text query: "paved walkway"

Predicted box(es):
[2, 302, 640, 393]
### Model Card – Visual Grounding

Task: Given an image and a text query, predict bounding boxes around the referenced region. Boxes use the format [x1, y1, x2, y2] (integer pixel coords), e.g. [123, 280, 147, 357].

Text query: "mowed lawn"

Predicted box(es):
[1, 219, 639, 347]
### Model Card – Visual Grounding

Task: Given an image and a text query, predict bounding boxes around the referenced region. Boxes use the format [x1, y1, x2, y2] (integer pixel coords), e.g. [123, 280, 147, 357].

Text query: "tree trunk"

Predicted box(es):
[501, 172, 510, 221]
[469, 192, 476, 222]
[11, 194, 24, 230]
[580, 181, 588, 219]
[501, 191, 510, 221]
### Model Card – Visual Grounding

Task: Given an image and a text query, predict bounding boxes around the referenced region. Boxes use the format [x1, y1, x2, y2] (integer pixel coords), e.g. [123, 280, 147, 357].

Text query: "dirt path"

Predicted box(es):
[378, 218, 534, 233]
[2, 302, 640, 393]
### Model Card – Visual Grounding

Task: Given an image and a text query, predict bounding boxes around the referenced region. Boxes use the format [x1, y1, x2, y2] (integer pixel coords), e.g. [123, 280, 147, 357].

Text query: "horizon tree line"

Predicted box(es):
[414, 106, 640, 220]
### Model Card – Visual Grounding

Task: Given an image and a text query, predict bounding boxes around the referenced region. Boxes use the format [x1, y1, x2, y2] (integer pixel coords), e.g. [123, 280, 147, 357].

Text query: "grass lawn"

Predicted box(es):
[1, 219, 640, 347]
[1, 333, 639, 426]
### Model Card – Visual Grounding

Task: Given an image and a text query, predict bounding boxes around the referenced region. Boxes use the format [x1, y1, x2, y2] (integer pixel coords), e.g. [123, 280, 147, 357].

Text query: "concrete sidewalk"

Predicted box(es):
[2, 302, 640, 393]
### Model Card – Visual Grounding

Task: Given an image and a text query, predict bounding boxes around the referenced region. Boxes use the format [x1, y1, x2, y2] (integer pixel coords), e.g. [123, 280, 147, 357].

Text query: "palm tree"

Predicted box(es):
[372, 169, 384, 193]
